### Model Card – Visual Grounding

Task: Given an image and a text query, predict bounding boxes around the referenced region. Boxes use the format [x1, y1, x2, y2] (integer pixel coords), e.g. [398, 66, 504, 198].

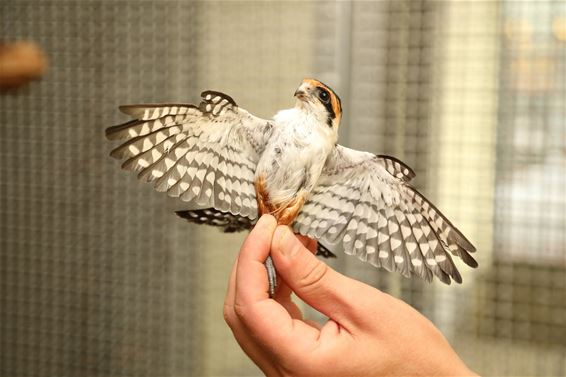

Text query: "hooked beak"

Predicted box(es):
[294, 89, 307, 100]
[294, 83, 312, 101]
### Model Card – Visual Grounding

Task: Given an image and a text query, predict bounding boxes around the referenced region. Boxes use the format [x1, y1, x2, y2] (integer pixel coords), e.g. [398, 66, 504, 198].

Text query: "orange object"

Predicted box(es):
[0, 41, 47, 90]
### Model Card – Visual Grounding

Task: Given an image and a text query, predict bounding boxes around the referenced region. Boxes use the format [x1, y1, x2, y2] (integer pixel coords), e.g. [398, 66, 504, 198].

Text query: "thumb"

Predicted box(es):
[271, 225, 371, 330]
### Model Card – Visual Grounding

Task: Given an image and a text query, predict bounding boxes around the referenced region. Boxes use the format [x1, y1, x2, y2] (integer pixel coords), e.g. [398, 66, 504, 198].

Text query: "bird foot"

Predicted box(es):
[264, 255, 277, 298]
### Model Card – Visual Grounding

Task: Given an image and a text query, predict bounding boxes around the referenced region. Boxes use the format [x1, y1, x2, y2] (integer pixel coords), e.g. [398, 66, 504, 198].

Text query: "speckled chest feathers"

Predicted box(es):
[255, 106, 338, 223]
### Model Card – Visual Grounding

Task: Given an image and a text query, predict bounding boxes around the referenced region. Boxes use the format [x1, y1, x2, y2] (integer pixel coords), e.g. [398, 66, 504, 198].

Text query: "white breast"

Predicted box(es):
[256, 108, 337, 207]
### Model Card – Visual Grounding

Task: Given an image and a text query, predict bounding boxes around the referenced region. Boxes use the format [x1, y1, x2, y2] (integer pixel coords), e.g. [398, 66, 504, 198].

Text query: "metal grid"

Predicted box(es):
[1, 1, 565, 376]
[0, 2, 204, 376]
[478, 0, 566, 351]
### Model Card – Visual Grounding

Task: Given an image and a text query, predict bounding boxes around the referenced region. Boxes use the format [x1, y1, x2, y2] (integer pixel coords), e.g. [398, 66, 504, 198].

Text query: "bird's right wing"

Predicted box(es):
[106, 91, 273, 219]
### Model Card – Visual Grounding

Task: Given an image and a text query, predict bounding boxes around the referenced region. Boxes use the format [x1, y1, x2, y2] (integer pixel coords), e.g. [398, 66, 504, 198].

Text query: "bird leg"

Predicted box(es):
[255, 176, 279, 297]
[277, 193, 306, 226]
[255, 176, 308, 297]
[264, 255, 277, 297]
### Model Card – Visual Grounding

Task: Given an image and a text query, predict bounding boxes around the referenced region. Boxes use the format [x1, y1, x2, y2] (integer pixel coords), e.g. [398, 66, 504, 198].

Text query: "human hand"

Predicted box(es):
[223, 214, 477, 377]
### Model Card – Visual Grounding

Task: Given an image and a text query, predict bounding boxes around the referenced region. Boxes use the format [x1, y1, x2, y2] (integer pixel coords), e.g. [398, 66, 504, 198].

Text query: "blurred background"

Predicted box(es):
[1, 1, 565, 376]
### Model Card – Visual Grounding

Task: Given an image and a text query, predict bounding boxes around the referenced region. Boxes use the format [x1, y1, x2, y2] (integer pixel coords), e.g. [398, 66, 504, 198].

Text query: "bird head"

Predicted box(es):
[294, 78, 342, 129]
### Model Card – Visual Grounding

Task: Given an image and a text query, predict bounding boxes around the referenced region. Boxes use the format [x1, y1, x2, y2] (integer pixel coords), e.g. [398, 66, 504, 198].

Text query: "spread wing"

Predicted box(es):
[106, 91, 273, 219]
[293, 145, 477, 284]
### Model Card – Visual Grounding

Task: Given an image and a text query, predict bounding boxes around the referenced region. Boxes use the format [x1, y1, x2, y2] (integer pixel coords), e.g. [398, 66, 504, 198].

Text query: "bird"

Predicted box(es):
[105, 78, 477, 296]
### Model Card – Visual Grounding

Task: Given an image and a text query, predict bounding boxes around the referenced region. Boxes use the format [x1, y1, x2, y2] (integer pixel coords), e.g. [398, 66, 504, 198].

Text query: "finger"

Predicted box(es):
[224, 256, 270, 370]
[271, 225, 379, 331]
[233, 215, 320, 354]
[296, 234, 318, 254]
[223, 228, 287, 376]
[235, 214, 278, 304]
[273, 234, 317, 318]
[274, 235, 315, 300]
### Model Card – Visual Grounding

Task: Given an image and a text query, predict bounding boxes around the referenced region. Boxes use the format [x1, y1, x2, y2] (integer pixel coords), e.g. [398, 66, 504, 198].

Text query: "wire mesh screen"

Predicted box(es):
[0, 2, 205, 376]
[477, 0, 566, 359]
[1, 1, 565, 377]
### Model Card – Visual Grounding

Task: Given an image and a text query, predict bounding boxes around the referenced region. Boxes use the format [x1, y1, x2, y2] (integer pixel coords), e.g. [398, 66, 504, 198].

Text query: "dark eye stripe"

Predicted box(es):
[318, 88, 335, 120]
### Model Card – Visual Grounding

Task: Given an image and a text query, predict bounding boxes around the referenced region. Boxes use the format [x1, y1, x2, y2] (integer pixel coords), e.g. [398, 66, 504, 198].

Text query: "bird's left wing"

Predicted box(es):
[106, 91, 273, 219]
[293, 145, 477, 284]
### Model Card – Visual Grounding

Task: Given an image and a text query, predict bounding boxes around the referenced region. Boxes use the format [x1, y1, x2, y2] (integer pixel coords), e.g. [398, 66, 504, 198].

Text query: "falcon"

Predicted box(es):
[106, 78, 477, 296]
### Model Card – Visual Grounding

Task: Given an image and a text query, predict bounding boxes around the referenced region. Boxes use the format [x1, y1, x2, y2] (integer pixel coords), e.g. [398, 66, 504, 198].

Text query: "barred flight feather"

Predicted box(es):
[106, 91, 272, 221]
[294, 145, 477, 284]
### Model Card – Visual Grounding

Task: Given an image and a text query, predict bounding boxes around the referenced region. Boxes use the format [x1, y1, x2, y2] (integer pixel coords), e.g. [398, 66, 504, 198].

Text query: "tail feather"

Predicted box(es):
[176, 208, 336, 258]
[176, 208, 254, 233]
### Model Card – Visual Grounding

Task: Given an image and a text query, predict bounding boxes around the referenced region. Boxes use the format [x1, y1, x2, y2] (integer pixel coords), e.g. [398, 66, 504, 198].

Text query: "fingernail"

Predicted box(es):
[274, 226, 301, 257]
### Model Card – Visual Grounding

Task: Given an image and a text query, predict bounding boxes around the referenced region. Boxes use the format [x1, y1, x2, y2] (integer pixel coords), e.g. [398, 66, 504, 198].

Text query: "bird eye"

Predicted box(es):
[318, 89, 330, 104]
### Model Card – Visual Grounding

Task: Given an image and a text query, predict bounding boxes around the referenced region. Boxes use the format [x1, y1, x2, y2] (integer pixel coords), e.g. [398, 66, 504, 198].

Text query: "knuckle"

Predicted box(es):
[223, 304, 235, 326]
[233, 301, 248, 320]
[298, 259, 328, 292]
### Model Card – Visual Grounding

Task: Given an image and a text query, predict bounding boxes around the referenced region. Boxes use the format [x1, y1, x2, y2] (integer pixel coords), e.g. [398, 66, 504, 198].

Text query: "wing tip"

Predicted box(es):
[105, 126, 118, 140]
[118, 104, 148, 118]
[109, 147, 121, 159]
[175, 210, 192, 219]
[105, 119, 138, 140]
[377, 154, 417, 181]
[409, 187, 478, 254]
[456, 234, 477, 254]
[200, 90, 238, 107]
[463, 253, 479, 268]
[118, 104, 133, 114]
[440, 274, 452, 285]
[452, 269, 463, 284]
